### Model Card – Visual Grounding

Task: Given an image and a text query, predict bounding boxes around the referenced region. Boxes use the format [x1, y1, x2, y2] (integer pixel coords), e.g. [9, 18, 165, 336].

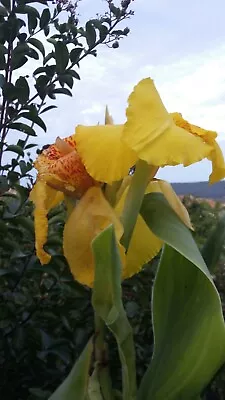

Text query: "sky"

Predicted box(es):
[9, 0, 225, 182]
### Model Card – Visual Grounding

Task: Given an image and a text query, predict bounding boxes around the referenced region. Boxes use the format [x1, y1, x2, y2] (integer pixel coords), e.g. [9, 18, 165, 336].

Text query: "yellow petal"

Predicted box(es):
[208, 142, 225, 184]
[30, 181, 64, 264]
[171, 113, 218, 143]
[63, 187, 124, 287]
[75, 125, 137, 183]
[123, 78, 213, 167]
[146, 179, 193, 229]
[115, 187, 163, 278]
[125, 214, 162, 278]
[105, 106, 114, 125]
[172, 113, 225, 183]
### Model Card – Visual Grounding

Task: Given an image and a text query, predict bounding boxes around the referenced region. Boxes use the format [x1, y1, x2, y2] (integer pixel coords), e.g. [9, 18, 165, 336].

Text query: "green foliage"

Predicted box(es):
[1, 191, 225, 399]
[0, 0, 134, 188]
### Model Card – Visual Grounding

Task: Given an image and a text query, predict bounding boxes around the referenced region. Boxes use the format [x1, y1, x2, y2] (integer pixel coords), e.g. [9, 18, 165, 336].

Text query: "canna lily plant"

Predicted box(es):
[30, 78, 225, 400]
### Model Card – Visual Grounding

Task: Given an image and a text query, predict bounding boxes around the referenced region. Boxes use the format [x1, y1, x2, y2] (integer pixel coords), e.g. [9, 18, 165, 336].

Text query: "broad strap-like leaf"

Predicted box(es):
[138, 193, 225, 400]
[201, 213, 225, 273]
[92, 225, 137, 400]
[48, 338, 93, 400]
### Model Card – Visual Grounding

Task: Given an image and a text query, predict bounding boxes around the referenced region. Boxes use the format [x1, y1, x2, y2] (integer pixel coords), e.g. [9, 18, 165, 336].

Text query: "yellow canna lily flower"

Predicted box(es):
[30, 135, 97, 264]
[75, 78, 225, 184]
[30, 131, 192, 286]
[63, 179, 192, 287]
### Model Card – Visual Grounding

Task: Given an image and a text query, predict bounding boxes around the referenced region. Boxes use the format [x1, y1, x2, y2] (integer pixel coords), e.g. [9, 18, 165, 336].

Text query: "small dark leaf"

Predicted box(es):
[11, 54, 28, 70]
[59, 22, 67, 33]
[99, 24, 108, 42]
[54, 41, 69, 73]
[0, 5, 7, 16]
[44, 24, 49, 36]
[8, 122, 36, 136]
[25, 143, 37, 149]
[58, 74, 73, 89]
[0, 48, 5, 68]
[109, 3, 121, 18]
[70, 47, 83, 64]
[17, 32, 27, 41]
[15, 76, 30, 103]
[51, 87, 72, 96]
[40, 105, 57, 114]
[28, 37, 45, 57]
[35, 74, 50, 99]
[69, 69, 80, 80]
[43, 51, 54, 64]
[15, 4, 40, 17]
[6, 144, 24, 156]
[27, 47, 39, 59]
[0, 0, 10, 10]
[17, 112, 47, 132]
[85, 21, 96, 48]
[33, 66, 47, 75]
[28, 13, 37, 33]
[17, 139, 25, 148]
[0, 72, 4, 87]
[0, 175, 8, 193]
[40, 7, 50, 29]
[2, 82, 17, 101]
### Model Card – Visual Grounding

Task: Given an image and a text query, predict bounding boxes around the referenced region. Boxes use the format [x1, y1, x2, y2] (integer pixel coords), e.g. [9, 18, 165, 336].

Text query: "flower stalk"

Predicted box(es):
[121, 160, 158, 251]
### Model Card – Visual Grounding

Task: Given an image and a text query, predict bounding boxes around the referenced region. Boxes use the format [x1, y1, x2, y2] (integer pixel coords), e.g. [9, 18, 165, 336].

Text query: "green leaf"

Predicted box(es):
[40, 105, 57, 114]
[202, 213, 225, 273]
[8, 122, 36, 136]
[11, 54, 28, 70]
[70, 47, 83, 64]
[85, 21, 96, 48]
[15, 5, 40, 17]
[40, 7, 50, 29]
[52, 88, 72, 96]
[88, 367, 104, 399]
[99, 24, 108, 42]
[14, 216, 34, 235]
[69, 69, 80, 80]
[92, 225, 137, 400]
[28, 37, 45, 57]
[44, 24, 49, 36]
[43, 51, 54, 64]
[49, 338, 93, 400]
[0, 73, 5, 87]
[15, 76, 30, 103]
[58, 74, 73, 89]
[2, 82, 17, 101]
[54, 41, 69, 73]
[6, 144, 24, 156]
[0, 5, 7, 16]
[28, 12, 37, 33]
[17, 112, 46, 132]
[0, 0, 10, 10]
[138, 193, 225, 399]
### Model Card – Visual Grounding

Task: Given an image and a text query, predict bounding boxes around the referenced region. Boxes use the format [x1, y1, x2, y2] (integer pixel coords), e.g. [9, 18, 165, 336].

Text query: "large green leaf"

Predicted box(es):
[138, 193, 225, 399]
[92, 225, 136, 400]
[48, 338, 93, 400]
[201, 213, 225, 273]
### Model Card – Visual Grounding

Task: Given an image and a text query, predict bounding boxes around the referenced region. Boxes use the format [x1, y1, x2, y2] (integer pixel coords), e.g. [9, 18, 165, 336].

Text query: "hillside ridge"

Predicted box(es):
[171, 181, 225, 200]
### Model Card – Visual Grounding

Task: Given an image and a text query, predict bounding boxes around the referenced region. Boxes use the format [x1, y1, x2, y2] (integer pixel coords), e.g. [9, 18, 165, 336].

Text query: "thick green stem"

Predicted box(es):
[94, 314, 106, 363]
[121, 160, 158, 251]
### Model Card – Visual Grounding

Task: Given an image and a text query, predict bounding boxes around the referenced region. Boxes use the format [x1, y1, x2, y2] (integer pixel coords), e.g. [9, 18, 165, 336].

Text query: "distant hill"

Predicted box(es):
[171, 181, 225, 200]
